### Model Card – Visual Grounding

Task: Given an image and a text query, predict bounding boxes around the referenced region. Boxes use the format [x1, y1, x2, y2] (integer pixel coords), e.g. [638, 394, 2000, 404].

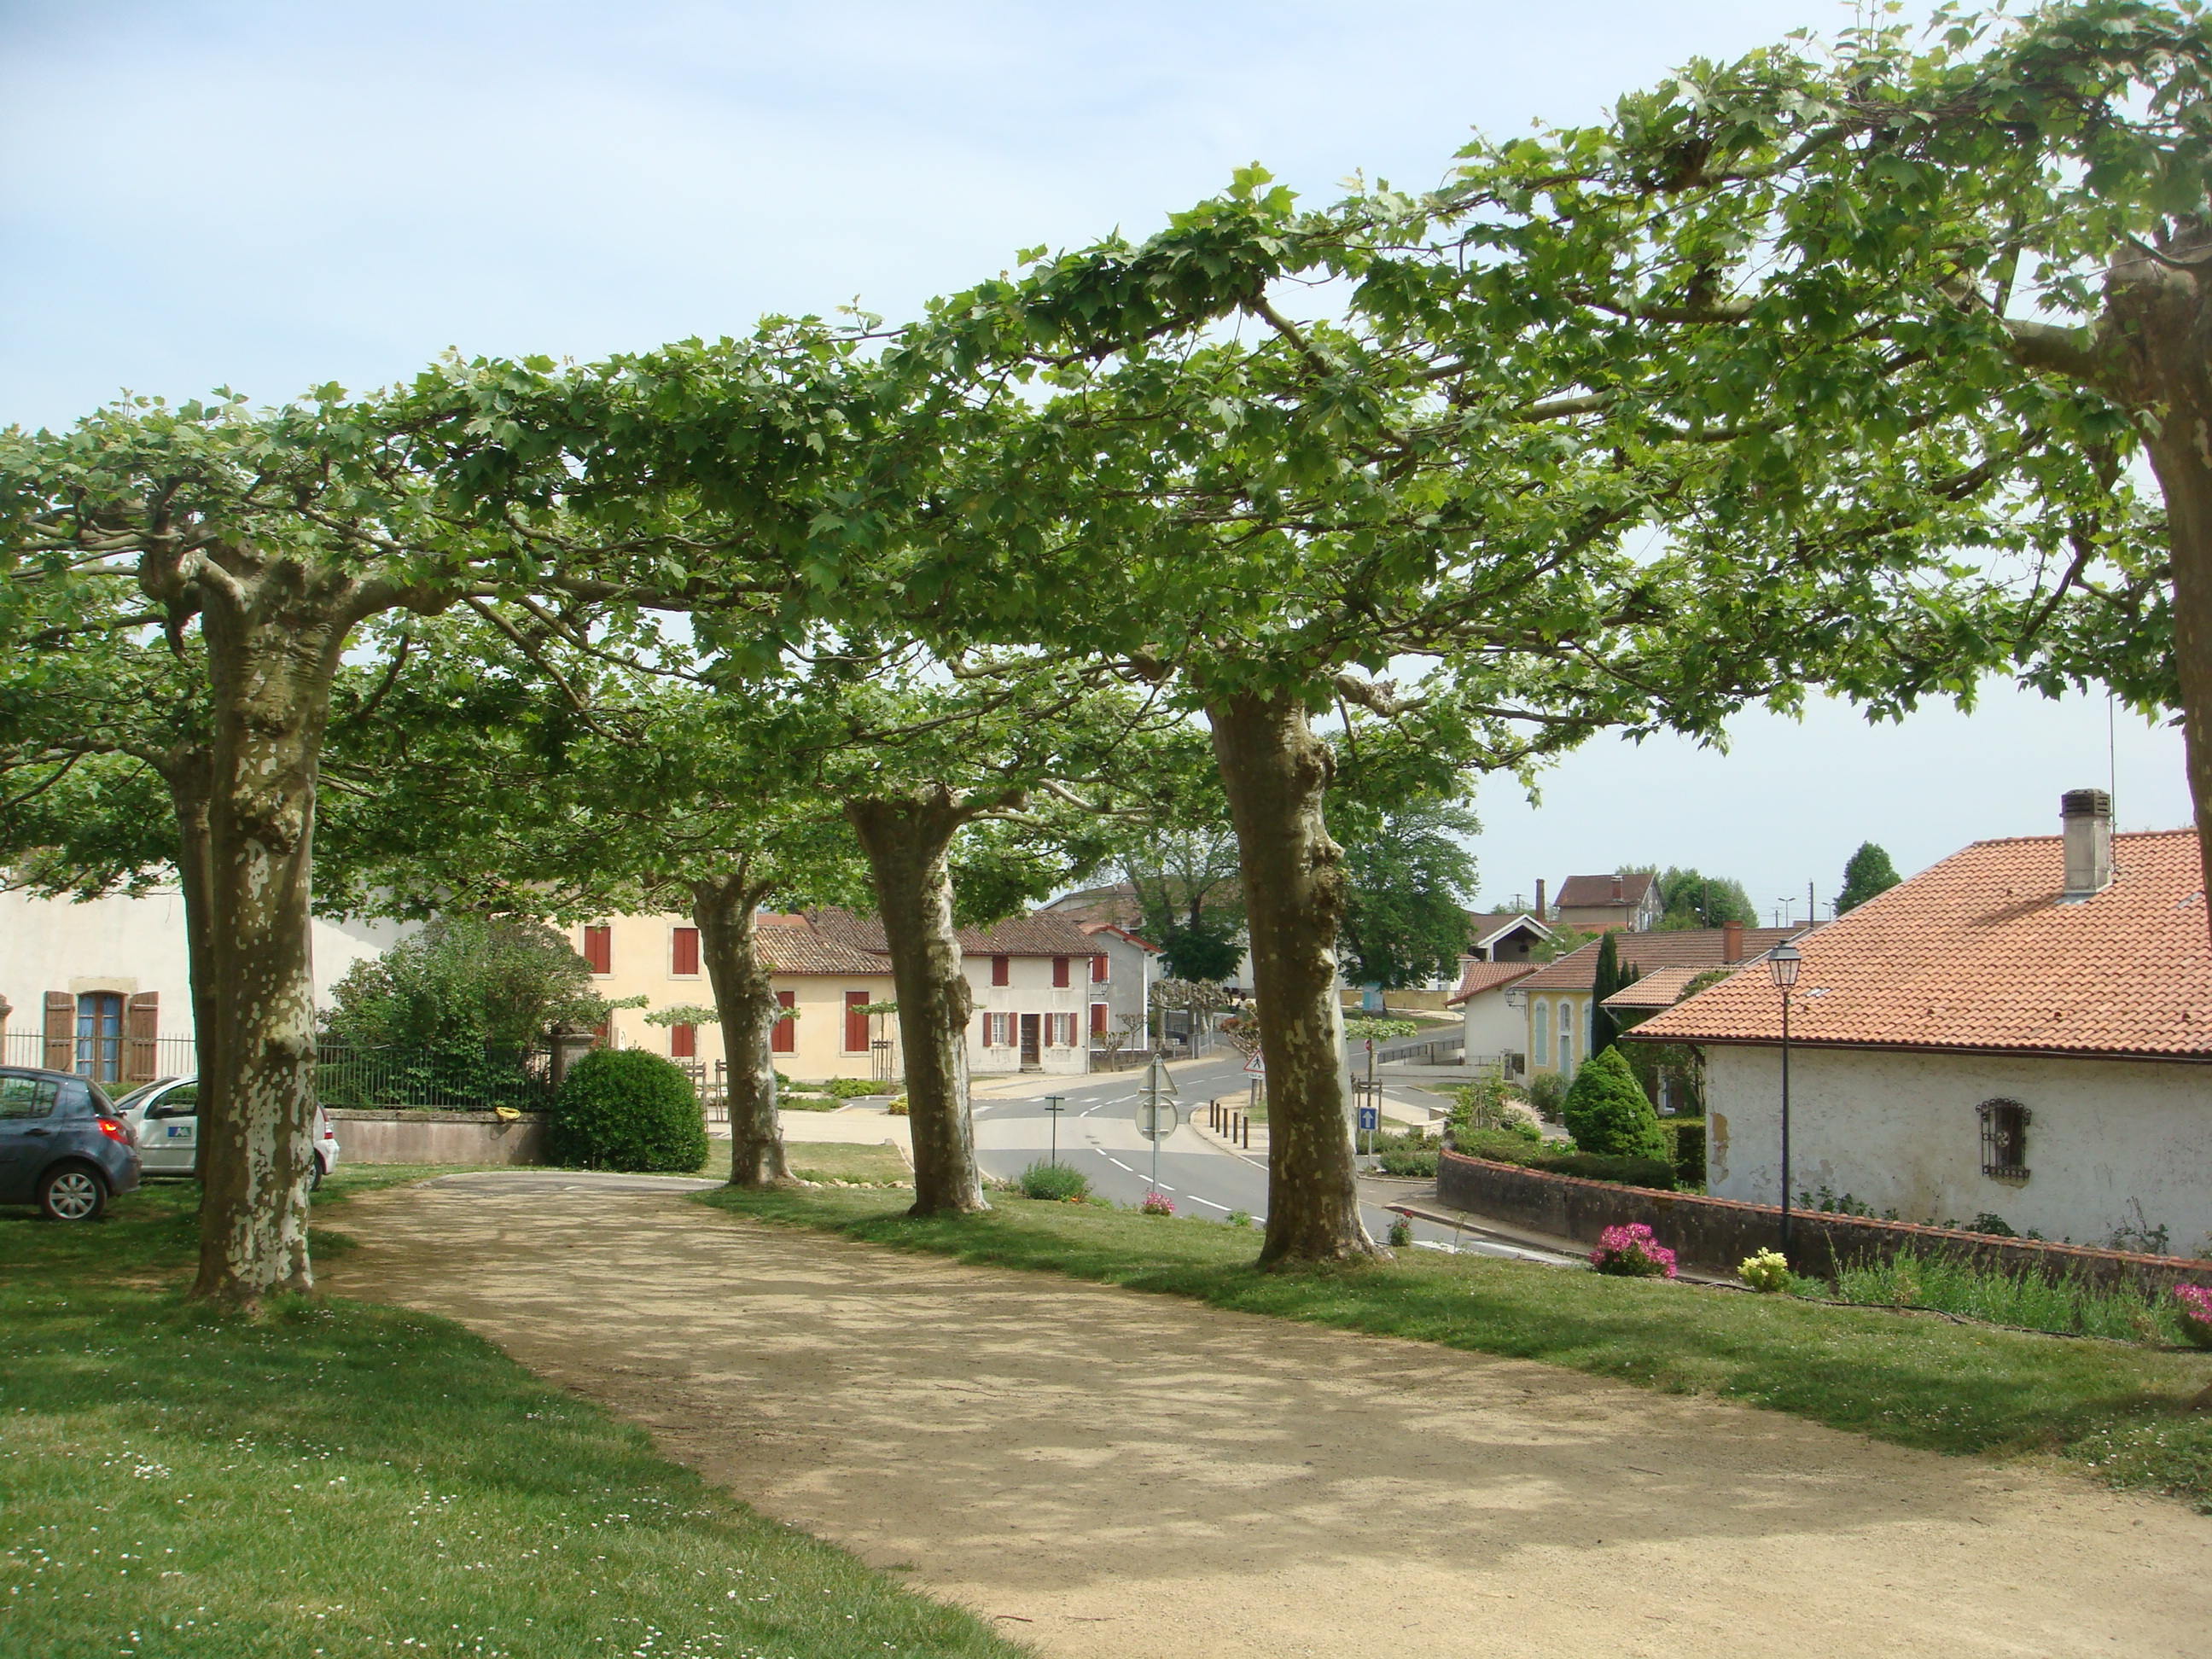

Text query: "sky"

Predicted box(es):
[2, 1, 2191, 910]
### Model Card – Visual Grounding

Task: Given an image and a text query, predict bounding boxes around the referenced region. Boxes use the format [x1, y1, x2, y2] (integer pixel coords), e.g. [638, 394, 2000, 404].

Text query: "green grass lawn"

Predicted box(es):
[696, 1185, 2212, 1512]
[0, 1172, 1025, 1659]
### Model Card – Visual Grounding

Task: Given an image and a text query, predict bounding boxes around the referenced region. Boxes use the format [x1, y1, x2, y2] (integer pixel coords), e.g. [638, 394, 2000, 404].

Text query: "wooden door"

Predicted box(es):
[1019, 1013, 1041, 1068]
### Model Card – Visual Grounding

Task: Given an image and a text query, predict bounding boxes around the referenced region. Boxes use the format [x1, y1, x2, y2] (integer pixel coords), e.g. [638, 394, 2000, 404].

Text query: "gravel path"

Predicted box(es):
[319, 1172, 2212, 1659]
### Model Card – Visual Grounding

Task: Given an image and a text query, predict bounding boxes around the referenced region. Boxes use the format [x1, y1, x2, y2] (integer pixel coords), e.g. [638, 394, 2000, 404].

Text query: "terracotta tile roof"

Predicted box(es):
[1602, 963, 1732, 1011]
[804, 907, 1099, 959]
[1466, 911, 1552, 946]
[1555, 872, 1656, 910]
[753, 918, 892, 977]
[1628, 830, 2212, 1061]
[1080, 922, 1162, 953]
[1446, 960, 1539, 1005]
[1516, 928, 1807, 995]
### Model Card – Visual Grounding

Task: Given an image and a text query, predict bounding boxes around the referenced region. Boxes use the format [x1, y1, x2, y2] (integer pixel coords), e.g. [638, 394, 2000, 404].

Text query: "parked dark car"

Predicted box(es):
[0, 1066, 143, 1220]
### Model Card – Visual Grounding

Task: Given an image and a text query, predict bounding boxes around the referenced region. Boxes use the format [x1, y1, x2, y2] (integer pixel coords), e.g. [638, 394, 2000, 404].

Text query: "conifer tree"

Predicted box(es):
[1837, 843, 1904, 914]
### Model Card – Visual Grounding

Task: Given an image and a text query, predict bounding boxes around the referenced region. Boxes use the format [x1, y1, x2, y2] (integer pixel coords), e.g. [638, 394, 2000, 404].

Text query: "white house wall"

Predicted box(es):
[966, 954, 1091, 1075]
[0, 888, 410, 1057]
[1459, 989, 1524, 1062]
[1703, 1043, 2212, 1254]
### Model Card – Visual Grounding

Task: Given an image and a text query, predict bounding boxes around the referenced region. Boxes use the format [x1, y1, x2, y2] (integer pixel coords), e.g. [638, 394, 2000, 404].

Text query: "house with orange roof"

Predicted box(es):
[1628, 791, 2212, 1251]
[1514, 923, 1808, 1081]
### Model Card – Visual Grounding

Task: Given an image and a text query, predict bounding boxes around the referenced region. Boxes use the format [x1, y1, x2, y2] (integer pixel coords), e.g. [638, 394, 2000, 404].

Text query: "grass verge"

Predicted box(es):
[0, 1173, 1025, 1659]
[695, 1185, 2212, 1512]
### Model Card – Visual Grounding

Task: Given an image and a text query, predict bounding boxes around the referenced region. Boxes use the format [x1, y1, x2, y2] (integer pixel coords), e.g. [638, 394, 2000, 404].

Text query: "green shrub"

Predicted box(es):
[1524, 1071, 1570, 1121]
[1224, 1208, 1254, 1228]
[1443, 1126, 1673, 1190]
[1827, 1247, 2184, 1343]
[818, 1076, 895, 1098]
[1561, 1047, 1668, 1161]
[549, 1049, 708, 1173]
[1019, 1161, 1092, 1201]
[1377, 1149, 1441, 1176]
[1388, 1215, 1414, 1247]
[1662, 1118, 1707, 1187]
[1739, 1249, 1791, 1292]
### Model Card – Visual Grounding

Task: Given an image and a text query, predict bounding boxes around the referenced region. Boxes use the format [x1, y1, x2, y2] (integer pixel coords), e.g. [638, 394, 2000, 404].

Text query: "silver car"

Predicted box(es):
[113, 1076, 341, 1187]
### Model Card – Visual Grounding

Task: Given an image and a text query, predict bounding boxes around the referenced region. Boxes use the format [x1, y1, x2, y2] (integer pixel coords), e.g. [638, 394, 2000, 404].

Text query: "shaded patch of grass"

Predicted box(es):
[0, 1175, 1027, 1659]
[695, 1185, 2212, 1512]
[1829, 1247, 2188, 1344]
[786, 1142, 909, 1186]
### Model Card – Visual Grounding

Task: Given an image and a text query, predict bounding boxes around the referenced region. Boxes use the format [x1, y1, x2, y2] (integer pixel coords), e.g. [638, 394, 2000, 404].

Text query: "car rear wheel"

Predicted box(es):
[39, 1164, 108, 1222]
[310, 1155, 325, 1191]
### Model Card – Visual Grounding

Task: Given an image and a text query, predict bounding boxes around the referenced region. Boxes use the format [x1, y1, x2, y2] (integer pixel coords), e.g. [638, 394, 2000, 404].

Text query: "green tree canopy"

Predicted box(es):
[1837, 842, 1905, 913]
[323, 915, 614, 1052]
[1644, 867, 1760, 930]
[1338, 799, 1481, 990]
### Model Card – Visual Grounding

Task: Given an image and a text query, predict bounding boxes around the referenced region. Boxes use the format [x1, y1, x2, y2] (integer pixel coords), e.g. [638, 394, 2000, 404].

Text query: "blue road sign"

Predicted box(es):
[1356, 1105, 1379, 1133]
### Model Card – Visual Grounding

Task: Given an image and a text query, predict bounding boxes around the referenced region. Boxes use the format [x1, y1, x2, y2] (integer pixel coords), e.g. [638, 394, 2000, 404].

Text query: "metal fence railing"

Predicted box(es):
[3, 1030, 198, 1083]
[1374, 1033, 1467, 1066]
[312, 1043, 556, 1112]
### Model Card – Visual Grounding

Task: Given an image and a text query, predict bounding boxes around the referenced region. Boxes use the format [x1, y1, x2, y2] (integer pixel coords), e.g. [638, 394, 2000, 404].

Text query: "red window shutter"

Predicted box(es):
[845, 992, 871, 1053]
[1091, 953, 1109, 984]
[977, 1014, 992, 1048]
[1053, 957, 1069, 988]
[771, 991, 796, 1055]
[671, 1022, 696, 1059]
[1091, 1001, 1108, 1037]
[125, 992, 160, 1081]
[672, 928, 700, 976]
[584, 924, 613, 975]
[992, 955, 1010, 987]
[44, 992, 73, 1071]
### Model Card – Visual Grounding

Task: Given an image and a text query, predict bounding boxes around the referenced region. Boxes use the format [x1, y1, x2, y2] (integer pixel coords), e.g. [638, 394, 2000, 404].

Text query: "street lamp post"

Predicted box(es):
[1767, 940, 1802, 1261]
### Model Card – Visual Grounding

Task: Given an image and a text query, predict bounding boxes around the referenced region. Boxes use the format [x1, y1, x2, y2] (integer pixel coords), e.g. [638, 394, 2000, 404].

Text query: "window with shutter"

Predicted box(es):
[1052, 957, 1069, 988]
[1091, 953, 1109, 983]
[125, 992, 160, 1082]
[671, 1023, 696, 1059]
[43, 992, 73, 1071]
[671, 928, 700, 976]
[771, 991, 796, 1055]
[991, 955, 1010, 987]
[1091, 1001, 1108, 1037]
[584, 924, 613, 975]
[845, 992, 871, 1053]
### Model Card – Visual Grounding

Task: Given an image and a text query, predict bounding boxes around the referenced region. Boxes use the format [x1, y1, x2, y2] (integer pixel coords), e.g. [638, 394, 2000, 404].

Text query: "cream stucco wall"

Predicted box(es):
[1524, 992, 1592, 1080]
[967, 952, 1093, 1076]
[1703, 1043, 2212, 1254]
[1458, 987, 1525, 1062]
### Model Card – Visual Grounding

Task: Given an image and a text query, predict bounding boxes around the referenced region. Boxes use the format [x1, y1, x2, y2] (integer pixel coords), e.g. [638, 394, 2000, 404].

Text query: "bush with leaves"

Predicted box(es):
[1739, 1249, 1792, 1293]
[1523, 1071, 1570, 1121]
[1449, 1073, 1542, 1145]
[549, 1049, 709, 1173]
[1019, 1162, 1092, 1201]
[1561, 1048, 1667, 1161]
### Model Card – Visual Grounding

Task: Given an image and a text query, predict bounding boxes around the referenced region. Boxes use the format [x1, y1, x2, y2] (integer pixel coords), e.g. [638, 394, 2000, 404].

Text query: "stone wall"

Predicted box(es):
[1435, 1150, 2212, 1295]
[326, 1109, 548, 1167]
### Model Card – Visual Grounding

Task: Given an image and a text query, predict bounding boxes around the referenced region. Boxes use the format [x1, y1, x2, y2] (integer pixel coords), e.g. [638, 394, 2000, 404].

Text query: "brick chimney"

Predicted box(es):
[2061, 788, 2115, 901]
[1611, 873, 1624, 903]
[1721, 919, 1744, 963]
[1534, 878, 1546, 920]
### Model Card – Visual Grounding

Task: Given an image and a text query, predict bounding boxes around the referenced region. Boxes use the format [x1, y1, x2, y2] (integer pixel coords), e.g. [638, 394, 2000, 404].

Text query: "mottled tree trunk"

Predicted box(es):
[845, 792, 986, 1216]
[2099, 233, 2212, 937]
[1208, 690, 1378, 1265]
[189, 575, 357, 1307]
[693, 870, 791, 1187]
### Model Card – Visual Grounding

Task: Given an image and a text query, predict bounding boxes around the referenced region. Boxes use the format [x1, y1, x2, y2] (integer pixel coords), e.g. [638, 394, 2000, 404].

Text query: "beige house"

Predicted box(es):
[1551, 871, 1664, 934]
[570, 906, 1106, 1084]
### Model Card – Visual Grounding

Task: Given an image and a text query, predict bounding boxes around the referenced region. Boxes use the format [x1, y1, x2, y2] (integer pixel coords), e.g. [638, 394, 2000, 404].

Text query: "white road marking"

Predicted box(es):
[1187, 1196, 1229, 1211]
[1106, 1158, 1133, 1173]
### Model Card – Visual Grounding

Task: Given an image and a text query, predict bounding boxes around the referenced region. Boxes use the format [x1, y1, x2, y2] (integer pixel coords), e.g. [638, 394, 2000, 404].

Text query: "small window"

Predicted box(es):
[1091, 953, 1109, 984]
[670, 1023, 696, 1059]
[1052, 957, 1070, 988]
[844, 992, 871, 1053]
[771, 991, 796, 1055]
[1979, 1098, 2030, 1179]
[584, 924, 613, 975]
[1532, 1002, 1550, 1067]
[1091, 1001, 1108, 1037]
[992, 955, 1010, 987]
[671, 927, 700, 976]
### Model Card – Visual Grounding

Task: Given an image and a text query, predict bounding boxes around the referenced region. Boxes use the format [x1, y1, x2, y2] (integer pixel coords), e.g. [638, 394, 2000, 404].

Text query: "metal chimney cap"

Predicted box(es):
[2061, 789, 2112, 818]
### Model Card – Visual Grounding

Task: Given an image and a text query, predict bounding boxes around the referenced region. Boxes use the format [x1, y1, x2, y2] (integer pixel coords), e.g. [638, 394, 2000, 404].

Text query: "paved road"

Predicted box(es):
[970, 1056, 1567, 1263]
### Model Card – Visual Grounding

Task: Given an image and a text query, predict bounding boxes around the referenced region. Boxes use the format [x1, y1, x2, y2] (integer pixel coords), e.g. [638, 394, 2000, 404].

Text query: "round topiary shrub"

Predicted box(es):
[1019, 1161, 1091, 1202]
[550, 1048, 709, 1173]
[1562, 1046, 1668, 1161]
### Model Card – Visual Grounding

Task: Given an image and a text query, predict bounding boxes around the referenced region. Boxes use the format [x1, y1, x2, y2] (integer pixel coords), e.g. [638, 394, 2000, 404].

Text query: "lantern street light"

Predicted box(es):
[1767, 940, 1802, 1260]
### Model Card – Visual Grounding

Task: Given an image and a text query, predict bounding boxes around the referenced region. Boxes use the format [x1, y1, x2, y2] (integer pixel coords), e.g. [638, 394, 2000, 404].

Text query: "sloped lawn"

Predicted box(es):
[697, 1185, 2212, 1511]
[0, 1173, 1026, 1659]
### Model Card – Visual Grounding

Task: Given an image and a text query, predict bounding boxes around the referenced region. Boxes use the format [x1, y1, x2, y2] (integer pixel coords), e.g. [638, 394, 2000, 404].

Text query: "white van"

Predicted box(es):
[112, 1077, 341, 1186]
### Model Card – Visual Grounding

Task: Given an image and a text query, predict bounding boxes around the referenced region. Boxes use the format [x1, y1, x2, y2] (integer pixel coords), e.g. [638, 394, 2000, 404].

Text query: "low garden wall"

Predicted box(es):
[325, 1109, 548, 1167]
[1435, 1150, 2212, 1295]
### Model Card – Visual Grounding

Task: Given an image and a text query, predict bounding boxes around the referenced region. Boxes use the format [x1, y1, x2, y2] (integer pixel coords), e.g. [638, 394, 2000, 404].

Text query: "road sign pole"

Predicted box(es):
[1045, 1095, 1063, 1166]
[1147, 1056, 1161, 1195]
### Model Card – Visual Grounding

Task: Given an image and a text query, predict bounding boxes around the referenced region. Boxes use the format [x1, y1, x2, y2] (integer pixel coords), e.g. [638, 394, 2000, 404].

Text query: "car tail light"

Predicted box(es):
[96, 1117, 131, 1144]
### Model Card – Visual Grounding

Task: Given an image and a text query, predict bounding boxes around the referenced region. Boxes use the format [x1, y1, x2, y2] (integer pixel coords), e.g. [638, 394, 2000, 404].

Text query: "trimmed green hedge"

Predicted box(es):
[1433, 1126, 1675, 1191]
[549, 1049, 709, 1173]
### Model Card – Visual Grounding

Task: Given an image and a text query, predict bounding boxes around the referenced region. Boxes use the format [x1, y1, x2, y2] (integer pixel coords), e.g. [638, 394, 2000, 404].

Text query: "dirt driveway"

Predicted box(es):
[319, 1173, 2212, 1659]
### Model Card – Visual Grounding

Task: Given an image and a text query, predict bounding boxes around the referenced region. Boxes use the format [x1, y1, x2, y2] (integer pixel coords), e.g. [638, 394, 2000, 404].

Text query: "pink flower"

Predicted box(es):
[2176, 1284, 2212, 1349]
[1591, 1221, 1677, 1279]
[1140, 1190, 1174, 1217]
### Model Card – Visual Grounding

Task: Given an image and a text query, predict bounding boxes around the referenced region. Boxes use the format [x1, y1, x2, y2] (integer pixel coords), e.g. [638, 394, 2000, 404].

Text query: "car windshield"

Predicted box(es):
[109, 1079, 175, 1112]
